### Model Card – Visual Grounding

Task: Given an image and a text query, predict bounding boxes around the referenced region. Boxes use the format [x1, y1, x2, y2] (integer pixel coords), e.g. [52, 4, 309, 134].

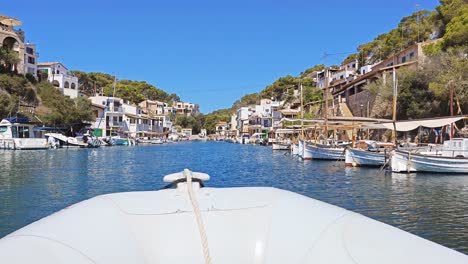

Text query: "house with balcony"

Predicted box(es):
[173, 101, 199, 116]
[138, 99, 174, 136]
[139, 99, 169, 116]
[0, 16, 26, 74]
[24, 43, 38, 77]
[228, 114, 238, 137]
[236, 107, 251, 137]
[37, 62, 80, 99]
[89, 96, 126, 136]
[215, 121, 227, 136]
[331, 40, 435, 117]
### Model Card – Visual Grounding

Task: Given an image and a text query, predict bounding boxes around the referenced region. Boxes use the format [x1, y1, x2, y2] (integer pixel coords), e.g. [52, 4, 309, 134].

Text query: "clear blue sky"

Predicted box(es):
[4, 0, 440, 113]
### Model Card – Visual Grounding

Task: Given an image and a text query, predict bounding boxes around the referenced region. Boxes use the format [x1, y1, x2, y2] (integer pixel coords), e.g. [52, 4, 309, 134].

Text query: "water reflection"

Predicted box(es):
[0, 142, 467, 254]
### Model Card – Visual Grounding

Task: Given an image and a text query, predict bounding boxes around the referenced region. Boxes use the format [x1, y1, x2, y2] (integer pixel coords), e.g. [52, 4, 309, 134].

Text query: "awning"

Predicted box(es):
[362, 116, 466, 131]
[275, 129, 301, 134]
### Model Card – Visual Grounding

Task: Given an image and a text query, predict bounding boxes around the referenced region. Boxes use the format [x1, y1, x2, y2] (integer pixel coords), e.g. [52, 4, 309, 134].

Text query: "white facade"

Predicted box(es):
[360, 65, 373, 75]
[342, 59, 359, 72]
[215, 122, 227, 136]
[230, 114, 238, 136]
[24, 43, 38, 77]
[90, 96, 175, 138]
[37, 62, 79, 99]
[173, 101, 199, 116]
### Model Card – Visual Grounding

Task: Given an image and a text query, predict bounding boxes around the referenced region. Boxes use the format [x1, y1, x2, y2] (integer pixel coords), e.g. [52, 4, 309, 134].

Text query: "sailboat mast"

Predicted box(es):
[300, 82, 304, 139]
[324, 68, 329, 139]
[392, 67, 397, 145]
[450, 80, 454, 139]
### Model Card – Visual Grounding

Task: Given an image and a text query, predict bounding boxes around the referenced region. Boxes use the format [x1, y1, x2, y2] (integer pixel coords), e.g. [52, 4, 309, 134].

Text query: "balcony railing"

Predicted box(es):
[105, 106, 124, 113]
[106, 121, 124, 127]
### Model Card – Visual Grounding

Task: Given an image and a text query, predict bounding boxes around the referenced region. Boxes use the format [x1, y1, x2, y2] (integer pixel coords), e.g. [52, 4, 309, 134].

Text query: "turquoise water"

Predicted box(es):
[0, 141, 467, 254]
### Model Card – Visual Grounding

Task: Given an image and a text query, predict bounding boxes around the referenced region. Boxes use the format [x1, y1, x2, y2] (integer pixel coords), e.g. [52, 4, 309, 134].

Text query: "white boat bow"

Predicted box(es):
[0, 170, 465, 263]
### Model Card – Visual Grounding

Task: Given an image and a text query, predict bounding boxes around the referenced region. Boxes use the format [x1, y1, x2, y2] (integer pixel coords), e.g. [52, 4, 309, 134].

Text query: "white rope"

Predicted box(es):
[184, 169, 212, 264]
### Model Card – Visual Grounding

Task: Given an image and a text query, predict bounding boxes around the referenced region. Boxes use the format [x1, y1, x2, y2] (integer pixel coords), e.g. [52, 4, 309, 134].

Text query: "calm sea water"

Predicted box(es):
[0, 141, 467, 254]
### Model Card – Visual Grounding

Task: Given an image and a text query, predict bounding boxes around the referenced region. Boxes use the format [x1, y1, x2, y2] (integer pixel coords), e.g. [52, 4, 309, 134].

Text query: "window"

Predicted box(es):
[409, 52, 415, 59]
[27, 56, 35, 64]
[352, 63, 356, 68]
[17, 126, 29, 138]
[401, 56, 406, 63]
[362, 70, 366, 74]
[26, 47, 34, 55]
[0, 126, 7, 133]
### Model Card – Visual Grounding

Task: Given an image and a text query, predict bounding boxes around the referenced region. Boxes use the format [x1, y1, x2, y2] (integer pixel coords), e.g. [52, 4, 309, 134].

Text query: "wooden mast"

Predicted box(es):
[324, 68, 329, 143]
[300, 82, 304, 140]
[450, 80, 454, 139]
[392, 67, 397, 145]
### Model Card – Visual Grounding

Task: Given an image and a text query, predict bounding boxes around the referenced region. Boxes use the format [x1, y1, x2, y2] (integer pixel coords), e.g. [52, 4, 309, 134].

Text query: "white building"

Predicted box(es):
[229, 114, 238, 136]
[173, 101, 199, 116]
[236, 107, 251, 136]
[215, 121, 227, 136]
[24, 43, 38, 77]
[37, 62, 79, 99]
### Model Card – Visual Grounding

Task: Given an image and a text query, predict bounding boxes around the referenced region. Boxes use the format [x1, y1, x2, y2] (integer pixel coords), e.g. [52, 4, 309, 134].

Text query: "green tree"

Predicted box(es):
[442, 6, 468, 49]
[300, 64, 326, 78]
[0, 47, 20, 72]
[36, 82, 95, 125]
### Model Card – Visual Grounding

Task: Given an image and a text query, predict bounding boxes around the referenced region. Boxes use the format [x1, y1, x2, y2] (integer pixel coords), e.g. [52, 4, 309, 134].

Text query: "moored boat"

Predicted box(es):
[0, 169, 465, 263]
[45, 128, 100, 148]
[345, 148, 388, 167]
[391, 138, 468, 173]
[344, 141, 393, 167]
[304, 143, 345, 160]
[0, 117, 48, 150]
[272, 142, 290, 150]
[291, 142, 299, 155]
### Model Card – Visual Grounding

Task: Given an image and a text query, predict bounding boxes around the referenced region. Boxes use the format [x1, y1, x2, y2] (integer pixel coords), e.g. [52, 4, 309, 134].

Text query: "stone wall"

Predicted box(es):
[347, 90, 376, 117]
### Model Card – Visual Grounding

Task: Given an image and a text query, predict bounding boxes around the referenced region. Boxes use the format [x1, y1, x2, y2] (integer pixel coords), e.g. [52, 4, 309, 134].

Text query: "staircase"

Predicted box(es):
[338, 103, 354, 117]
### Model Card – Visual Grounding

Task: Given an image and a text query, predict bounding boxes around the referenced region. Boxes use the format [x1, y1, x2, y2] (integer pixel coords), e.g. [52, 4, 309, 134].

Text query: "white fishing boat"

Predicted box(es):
[298, 140, 304, 159]
[0, 118, 48, 150]
[344, 141, 393, 167]
[301, 140, 313, 160]
[391, 138, 468, 173]
[291, 142, 299, 155]
[0, 169, 465, 263]
[345, 148, 388, 167]
[151, 138, 163, 144]
[272, 142, 290, 150]
[304, 143, 345, 160]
